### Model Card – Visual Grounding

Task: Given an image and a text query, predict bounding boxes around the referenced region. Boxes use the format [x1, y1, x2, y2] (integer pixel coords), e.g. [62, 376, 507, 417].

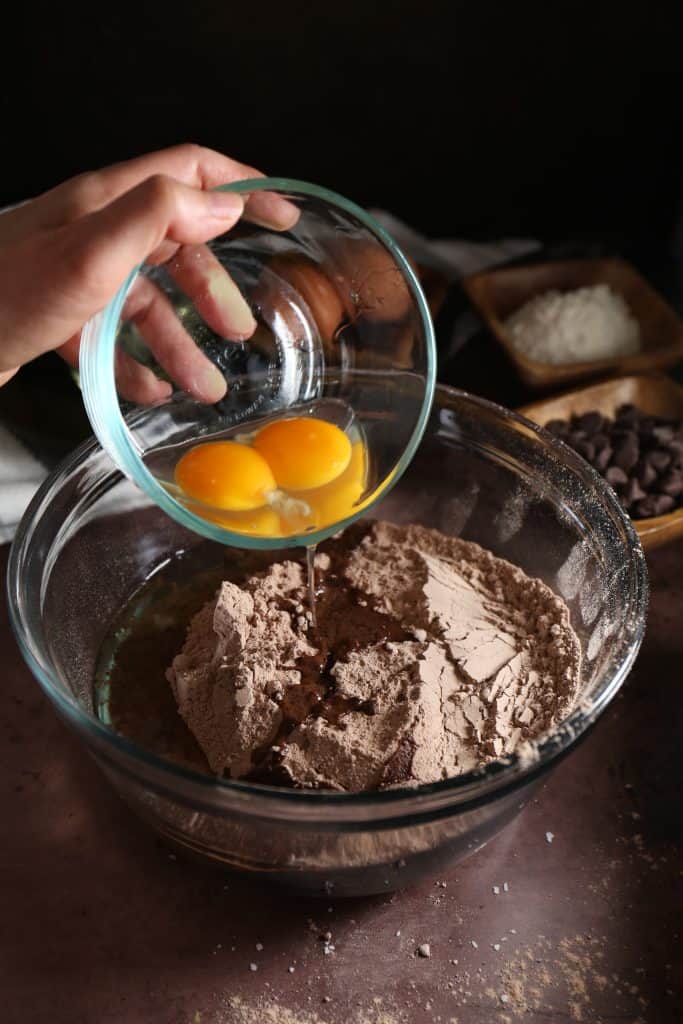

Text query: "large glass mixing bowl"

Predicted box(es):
[79, 179, 436, 548]
[7, 387, 647, 897]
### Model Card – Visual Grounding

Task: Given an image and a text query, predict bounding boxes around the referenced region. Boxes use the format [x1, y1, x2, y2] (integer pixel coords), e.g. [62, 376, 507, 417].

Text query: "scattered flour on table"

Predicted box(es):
[221, 996, 403, 1024]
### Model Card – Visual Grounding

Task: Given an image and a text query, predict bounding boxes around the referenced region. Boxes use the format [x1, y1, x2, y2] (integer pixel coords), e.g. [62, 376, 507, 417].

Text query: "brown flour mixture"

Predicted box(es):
[167, 521, 581, 792]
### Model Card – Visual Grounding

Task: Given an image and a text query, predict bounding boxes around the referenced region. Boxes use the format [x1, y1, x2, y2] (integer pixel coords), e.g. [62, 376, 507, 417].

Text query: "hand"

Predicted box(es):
[0, 144, 298, 400]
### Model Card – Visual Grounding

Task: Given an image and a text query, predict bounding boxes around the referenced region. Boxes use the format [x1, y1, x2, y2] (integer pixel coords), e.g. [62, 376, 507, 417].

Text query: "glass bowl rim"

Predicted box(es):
[78, 177, 437, 551]
[6, 384, 648, 823]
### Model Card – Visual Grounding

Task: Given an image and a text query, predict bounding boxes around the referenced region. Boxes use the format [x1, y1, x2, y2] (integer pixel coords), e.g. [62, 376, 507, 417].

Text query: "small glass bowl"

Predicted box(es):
[7, 387, 647, 897]
[79, 179, 436, 549]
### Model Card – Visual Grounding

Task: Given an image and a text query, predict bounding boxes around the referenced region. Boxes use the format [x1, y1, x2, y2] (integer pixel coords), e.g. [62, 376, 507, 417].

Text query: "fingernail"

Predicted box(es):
[206, 190, 244, 219]
[247, 212, 296, 231]
[247, 195, 300, 231]
[208, 269, 256, 338]
[194, 362, 228, 403]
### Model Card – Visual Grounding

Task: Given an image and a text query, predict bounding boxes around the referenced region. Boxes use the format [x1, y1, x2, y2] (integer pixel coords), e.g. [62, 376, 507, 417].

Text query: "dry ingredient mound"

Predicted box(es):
[167, 521, 581, 792]
[505, 283, 641, 365]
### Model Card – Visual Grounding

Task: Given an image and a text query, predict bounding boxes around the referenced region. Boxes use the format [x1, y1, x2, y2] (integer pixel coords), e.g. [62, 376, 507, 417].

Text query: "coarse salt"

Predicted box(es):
[505, 284, 641, 365]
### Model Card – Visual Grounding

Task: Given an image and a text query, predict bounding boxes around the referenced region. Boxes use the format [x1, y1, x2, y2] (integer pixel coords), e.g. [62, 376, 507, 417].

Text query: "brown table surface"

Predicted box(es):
[2, 538, 682, 1024]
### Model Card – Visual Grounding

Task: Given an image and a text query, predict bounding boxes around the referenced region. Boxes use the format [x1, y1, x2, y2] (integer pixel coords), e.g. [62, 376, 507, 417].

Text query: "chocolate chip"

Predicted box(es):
[634, 494, 676, 518]
[616, 403, 639, 424]
[568, 429, 588, 446]
[546, 419, 569, 437]
[653, 425, 675, 444]
[638, 431, 659, 453]
[605, 466, 628, 488]
[656, 494, 676, 514]
[574, 440, 596, 463]
[639, 416, 658, 435]
[634, 497, 654, 518]
[637, 460, 658, 488]
[625, 477, 646, 504]
[612, 434, 639, 473]
[660, 470, 683, 497]
[592, 433, 610, 453]
[575, 411, 604, 435]
[648, 449, 672, 473]
[594, 446, 613, 472]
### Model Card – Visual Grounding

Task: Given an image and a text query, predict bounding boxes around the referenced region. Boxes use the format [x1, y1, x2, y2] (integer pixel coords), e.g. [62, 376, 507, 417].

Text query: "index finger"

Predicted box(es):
[22, 144, 300, 234]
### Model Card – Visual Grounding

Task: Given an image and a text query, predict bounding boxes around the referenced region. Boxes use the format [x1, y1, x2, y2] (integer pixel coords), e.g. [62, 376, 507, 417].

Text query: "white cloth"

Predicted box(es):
[0, 208, 539, 543]
[369, 210, 539, 279]
[0, 424, 47, 543]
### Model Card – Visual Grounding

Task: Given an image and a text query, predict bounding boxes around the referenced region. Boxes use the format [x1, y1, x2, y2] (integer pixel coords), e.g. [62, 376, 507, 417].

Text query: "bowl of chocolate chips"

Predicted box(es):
[520, 373, 683, 550]
[8, 386, 647, 896]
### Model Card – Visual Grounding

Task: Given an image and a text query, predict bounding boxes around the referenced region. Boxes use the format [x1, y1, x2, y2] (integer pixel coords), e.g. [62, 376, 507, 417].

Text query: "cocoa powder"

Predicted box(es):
[167, 521, 581, 791]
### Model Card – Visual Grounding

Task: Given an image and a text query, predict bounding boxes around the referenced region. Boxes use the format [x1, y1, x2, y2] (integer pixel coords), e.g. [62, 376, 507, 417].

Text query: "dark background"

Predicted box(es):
[5, 3, 682, 257]
[2, 3, 683, 457]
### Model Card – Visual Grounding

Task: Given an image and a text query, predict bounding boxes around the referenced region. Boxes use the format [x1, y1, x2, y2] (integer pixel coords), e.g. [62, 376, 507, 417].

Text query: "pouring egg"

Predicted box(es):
[173, 415, 366, 539]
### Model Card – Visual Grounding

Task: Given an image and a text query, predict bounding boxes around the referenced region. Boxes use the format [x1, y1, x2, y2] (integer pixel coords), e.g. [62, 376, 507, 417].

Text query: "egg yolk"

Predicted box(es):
[201, 505, 283, 536]
[299, 441, 367, 529]
[175, 441, 275, 511]
[254, 417, 352, 491]
[174, 415, 371, 539]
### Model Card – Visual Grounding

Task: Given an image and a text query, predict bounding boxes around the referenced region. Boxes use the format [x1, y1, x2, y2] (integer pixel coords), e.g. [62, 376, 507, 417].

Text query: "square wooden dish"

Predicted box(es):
[519, 374, 683, 550]
[463, 258, 683, 390]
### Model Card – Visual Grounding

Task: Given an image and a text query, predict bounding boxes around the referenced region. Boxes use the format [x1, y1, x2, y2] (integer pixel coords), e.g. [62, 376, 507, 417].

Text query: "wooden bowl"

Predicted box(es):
[518, 373, 683, 550]
[463, 258, 683, 391]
